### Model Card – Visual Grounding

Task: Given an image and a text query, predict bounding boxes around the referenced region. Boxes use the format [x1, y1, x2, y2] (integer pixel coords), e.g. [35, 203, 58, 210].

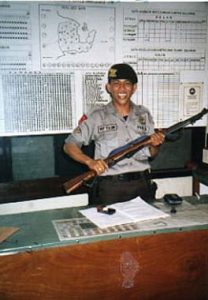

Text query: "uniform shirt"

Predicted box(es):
[65, 101, 155, 176]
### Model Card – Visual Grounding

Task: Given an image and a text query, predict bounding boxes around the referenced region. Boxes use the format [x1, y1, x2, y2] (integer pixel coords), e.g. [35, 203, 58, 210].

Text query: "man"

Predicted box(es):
[64, 63, 165, 205]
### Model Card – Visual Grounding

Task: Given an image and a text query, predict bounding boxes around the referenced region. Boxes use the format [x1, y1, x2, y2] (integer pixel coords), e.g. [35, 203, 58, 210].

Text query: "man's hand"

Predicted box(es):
[86, 158, 108, 175]
[64, 143, 108, 175]
[149, 130, 165, 157]
[150, 130, 165, 147]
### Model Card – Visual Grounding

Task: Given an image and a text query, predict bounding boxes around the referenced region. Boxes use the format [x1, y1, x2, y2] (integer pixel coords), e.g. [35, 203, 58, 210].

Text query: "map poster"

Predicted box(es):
[40, 4, 116, 70]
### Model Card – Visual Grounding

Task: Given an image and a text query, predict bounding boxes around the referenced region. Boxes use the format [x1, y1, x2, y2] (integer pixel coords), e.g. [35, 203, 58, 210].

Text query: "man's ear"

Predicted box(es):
[133, 83, 137, 93]
[105, 83, 111, 94]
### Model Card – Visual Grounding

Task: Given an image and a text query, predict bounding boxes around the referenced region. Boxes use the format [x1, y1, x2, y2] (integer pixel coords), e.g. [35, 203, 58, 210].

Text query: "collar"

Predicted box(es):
[105, 100, 137, 115]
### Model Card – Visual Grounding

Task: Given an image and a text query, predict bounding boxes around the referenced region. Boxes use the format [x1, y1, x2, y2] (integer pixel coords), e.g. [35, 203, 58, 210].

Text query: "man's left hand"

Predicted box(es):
[150, 130, 165, 147]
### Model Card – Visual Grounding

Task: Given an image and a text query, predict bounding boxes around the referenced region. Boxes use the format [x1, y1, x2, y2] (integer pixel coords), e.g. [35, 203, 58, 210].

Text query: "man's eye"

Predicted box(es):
[111, 82, 120, 87]
[125, 81, 132, 86]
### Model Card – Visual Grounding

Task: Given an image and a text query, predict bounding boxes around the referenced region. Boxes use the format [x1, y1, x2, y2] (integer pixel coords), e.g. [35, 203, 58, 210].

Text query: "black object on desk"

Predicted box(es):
[164, 193, 183, 213]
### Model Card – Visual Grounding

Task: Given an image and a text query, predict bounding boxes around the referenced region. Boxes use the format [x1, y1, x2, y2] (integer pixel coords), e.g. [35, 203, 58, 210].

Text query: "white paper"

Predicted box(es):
[79, 197, 169, 229]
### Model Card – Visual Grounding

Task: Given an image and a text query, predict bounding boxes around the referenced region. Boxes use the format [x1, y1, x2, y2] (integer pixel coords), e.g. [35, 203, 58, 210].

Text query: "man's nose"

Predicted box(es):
[118, 82, 126, 90]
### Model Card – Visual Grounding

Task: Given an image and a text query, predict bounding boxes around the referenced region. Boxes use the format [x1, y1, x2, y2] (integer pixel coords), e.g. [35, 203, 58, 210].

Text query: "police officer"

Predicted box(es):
[64, 63, 165, 205]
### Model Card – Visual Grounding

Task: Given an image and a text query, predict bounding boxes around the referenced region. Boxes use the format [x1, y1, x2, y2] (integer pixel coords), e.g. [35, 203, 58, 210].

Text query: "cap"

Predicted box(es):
[108, 63, 138, 84]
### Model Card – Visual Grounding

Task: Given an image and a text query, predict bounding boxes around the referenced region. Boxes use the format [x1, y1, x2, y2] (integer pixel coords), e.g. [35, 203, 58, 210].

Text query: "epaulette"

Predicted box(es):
[87, 104, 105, 117]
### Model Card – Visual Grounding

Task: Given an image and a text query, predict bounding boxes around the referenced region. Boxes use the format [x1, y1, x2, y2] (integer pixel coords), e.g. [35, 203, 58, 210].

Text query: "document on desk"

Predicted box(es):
[79, 197, 169, 229]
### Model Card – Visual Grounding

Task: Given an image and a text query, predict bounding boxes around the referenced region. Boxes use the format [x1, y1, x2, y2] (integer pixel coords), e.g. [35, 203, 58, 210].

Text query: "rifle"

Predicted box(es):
[63, 108, 208, 194]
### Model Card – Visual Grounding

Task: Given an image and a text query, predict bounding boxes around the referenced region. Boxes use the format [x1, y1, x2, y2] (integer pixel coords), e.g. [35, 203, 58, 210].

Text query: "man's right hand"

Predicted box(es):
[86, 158, 108, 175]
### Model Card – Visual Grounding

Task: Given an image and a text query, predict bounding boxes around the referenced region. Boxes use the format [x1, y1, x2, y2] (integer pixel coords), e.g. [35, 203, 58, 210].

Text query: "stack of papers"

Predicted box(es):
[80, 197, 169, 229]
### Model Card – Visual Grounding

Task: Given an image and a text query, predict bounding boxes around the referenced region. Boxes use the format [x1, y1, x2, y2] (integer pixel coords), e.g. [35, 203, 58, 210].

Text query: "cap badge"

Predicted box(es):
[109, 68, 117, 78]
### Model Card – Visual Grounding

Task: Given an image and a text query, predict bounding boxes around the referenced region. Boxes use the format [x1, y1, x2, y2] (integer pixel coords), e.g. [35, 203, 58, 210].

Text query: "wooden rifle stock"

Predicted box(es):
[63, 169, 97, 194]
[63, 108, 208, 194]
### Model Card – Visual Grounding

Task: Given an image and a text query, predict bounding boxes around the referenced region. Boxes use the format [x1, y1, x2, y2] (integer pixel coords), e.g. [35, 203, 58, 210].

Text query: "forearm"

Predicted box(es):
[148, 130, 165, 157]
[63, 143, 93, 167]
[149, 145, 160, 158]
[63, 143, 108, 174]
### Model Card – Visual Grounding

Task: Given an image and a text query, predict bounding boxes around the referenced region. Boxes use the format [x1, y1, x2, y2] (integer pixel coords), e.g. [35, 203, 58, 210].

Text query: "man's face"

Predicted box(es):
[106, 79, 137, 106]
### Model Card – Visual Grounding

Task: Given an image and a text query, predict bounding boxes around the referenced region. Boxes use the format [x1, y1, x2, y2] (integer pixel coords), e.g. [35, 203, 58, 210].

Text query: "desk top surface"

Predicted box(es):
[0, 196, 208, 255]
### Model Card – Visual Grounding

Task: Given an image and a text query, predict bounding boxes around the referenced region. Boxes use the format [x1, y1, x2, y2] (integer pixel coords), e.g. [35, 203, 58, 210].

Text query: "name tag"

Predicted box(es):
[98, 124, 117, 133]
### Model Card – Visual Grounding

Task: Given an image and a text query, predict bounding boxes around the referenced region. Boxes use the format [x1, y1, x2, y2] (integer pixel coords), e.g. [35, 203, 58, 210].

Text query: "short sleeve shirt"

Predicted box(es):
[65, 101, 155, 175]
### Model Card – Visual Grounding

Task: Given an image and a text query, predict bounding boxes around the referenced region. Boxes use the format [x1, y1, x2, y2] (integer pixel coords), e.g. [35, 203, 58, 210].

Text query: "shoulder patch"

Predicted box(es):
[78, 114, 88, 125]
[74, 126, 82, 134]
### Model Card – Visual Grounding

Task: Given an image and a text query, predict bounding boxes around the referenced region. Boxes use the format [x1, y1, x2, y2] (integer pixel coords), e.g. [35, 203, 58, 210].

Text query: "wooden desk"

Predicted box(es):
[0, 196, 208, 300]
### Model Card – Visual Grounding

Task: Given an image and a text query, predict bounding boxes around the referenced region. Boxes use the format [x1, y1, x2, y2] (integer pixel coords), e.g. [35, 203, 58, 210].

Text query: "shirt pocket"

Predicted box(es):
[100, 132, 119, 157]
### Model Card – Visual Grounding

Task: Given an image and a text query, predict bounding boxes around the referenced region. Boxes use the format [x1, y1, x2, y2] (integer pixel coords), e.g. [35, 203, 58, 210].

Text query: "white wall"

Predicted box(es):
[155, 176, 193, 198]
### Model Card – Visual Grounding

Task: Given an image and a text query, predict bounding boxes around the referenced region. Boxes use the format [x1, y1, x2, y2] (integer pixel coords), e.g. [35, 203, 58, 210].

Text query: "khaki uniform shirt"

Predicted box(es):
[65, 101, 155, 176]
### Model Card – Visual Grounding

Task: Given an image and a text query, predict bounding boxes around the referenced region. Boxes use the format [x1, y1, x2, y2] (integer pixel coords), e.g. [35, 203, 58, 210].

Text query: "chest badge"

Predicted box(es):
[139, 115, 146, 125]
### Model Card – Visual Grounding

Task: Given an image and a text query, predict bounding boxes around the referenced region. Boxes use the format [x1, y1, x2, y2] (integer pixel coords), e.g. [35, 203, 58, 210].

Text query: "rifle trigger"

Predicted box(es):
[83, 177, 97, 188]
